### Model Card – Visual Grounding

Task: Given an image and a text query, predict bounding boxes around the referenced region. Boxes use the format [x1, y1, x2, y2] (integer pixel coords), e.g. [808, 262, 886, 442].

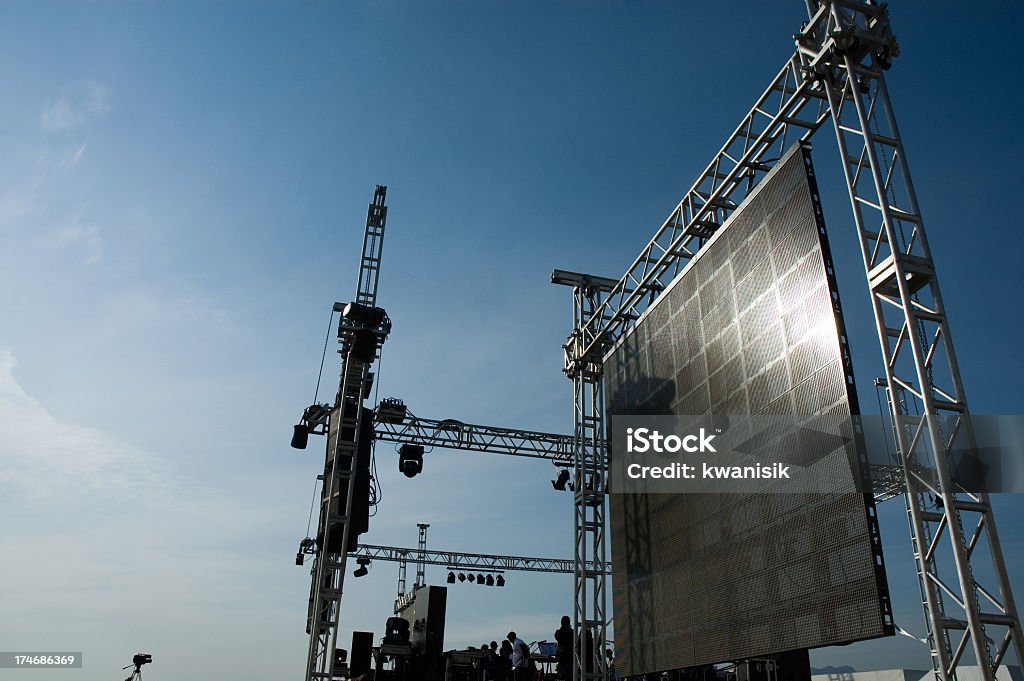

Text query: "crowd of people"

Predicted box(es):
[469, 619, 616, 681]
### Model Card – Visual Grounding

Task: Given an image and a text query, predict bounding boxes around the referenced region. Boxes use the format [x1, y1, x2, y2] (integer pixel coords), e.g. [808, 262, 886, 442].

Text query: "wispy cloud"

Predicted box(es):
[55, 220, 103, 263]
[61, 141, 89, 168]
[0, 349, 166, 501]
[40, 81, 111, 132]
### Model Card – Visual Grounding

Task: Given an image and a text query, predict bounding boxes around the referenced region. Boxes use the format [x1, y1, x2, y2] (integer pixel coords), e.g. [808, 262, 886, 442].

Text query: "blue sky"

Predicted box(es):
[1, 1, 1022, 679]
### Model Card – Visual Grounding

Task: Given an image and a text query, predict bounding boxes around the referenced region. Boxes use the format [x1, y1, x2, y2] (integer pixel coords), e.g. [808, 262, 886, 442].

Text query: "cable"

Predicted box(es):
[312, 310, 336, 406]
[306, 476, 320, 537]
[368, 346, 385, 514]
[372, 344, 383, 408]
[369, 443, 382, 516]
[874, 381, 895, 467]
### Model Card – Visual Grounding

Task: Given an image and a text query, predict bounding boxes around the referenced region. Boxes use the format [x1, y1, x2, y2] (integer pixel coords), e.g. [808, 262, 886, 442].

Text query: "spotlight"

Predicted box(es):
[477, 573, 485, 584]
[552, 469, 570, 491]
[399, 444, 425, 478]
[467, 573, 476, 583]
[342, 302, 386, 329]
[447, 572, 456, 584]
[486, 574, 495, 586]
[291, 424, 309, 450]
[353, 557, 371, 578]
[496, 575, 505, 587]
[458, 573, 466, 582]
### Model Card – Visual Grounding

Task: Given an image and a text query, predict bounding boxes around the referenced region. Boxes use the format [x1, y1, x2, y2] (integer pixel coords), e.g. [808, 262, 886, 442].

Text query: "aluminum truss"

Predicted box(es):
[368, 539, 612, 616]
[304, 186, 390, 681]
[373, 406, 922, 504]
[352, 543, 610, 575]
[415, 523, 429, 588]
[374, 413, 574, 462]
[556, 3, 1022, 681]
[391, 524, 430, 614]
[800, 3, 1023, 679]
[552, 270, 618, 681]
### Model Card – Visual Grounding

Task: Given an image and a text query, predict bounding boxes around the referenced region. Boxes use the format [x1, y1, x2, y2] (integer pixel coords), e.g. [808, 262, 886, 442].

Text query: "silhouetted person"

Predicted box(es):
[499, 639, 514, 681]
[577, 628, 594, 676]
[555, 616, 573, 681]
[481, 642, 495, 681]
[507, 631, 530, 681]
[491, 642, 505, 681]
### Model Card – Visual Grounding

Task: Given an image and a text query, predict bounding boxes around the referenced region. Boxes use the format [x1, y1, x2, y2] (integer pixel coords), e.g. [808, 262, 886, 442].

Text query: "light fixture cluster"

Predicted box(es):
[446, 571, 504, 587]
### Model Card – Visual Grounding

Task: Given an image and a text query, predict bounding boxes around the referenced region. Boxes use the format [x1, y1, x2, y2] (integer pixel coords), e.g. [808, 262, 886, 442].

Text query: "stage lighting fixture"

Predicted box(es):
[295, 551, 304, 566]
[467, 574, 476, 583]
[477, 573, 485, 583]
[342, 302, 386, 328]
[399, 444, 425, 478]
[552, 469, 570, 491]
[496, 575, 505, 587]
[486, 574, 495, 586]
[458, 573, 466, 582]
[291, 423, 309, 450]
[447, 572, 456, 584]
[353, 557, 371, 578]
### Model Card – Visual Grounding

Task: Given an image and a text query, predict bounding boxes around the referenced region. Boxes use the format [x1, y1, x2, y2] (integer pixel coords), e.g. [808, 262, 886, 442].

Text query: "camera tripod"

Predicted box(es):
[122, 653, 152, 681]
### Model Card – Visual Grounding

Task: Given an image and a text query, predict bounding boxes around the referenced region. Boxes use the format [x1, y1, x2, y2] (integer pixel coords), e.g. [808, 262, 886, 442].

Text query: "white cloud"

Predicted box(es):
[40, 81, 111, 132]
[0, 348, 166, 501]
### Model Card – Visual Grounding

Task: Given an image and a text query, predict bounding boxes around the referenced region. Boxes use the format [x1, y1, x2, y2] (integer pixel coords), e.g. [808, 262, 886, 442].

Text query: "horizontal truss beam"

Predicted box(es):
[375, 415, 574, 462]
[348, 544, 610, 575]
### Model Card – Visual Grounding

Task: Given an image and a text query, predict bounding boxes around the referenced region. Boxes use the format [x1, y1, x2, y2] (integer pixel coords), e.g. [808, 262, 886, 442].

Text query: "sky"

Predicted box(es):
[1, 1, 1023, 680]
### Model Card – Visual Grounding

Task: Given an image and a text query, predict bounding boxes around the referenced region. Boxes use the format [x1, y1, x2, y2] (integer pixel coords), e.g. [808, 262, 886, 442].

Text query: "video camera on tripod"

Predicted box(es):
[123, 653, 152, 681]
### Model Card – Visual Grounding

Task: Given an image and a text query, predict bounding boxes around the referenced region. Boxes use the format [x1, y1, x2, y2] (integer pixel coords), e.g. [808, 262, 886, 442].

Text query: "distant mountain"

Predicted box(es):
[811, 666, 857, 676]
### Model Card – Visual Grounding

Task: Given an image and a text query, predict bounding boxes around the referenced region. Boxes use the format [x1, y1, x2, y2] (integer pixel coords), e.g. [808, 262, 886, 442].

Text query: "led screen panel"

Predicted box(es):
[605, 144, 892, 676]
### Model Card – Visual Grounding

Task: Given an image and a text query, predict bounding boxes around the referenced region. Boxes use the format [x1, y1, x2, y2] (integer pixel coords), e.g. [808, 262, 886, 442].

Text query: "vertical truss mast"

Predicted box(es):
[305, 186, 390, 681]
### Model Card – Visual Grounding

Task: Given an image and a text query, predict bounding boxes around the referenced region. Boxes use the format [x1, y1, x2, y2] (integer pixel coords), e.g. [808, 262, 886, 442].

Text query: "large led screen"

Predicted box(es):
[605, 144, 893, 676]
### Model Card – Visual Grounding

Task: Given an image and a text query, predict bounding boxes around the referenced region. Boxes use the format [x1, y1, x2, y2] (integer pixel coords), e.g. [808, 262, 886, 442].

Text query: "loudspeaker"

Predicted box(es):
[350, 631, 374, 677]
[319, 404, 375, 553]
[736, 650, 810, 681]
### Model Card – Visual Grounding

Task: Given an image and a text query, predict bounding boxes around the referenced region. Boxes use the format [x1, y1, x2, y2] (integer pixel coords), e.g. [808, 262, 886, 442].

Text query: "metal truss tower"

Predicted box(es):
[800, 4, 1024, 678]
[555, 3, 1022, 681]
[415, 523, 429, 588]
[304, 186, 390, 681]
[552, 270, 619, 681]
